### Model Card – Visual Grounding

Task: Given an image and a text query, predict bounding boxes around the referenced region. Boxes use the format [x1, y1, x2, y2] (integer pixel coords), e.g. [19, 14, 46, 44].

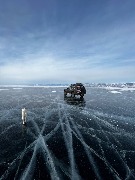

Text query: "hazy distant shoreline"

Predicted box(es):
[0, 82, 135, 88]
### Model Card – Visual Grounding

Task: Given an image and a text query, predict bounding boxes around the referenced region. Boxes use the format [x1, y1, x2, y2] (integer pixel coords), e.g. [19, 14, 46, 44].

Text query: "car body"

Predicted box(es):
[64, 83, 86, 97]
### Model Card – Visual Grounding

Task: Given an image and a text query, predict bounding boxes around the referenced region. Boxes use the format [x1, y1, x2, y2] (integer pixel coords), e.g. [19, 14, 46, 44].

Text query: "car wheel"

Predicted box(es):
[80, 94, 84, 98]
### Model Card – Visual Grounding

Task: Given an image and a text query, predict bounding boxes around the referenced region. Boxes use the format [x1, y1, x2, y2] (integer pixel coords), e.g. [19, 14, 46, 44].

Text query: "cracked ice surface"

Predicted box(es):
[0, 87, 135, 180]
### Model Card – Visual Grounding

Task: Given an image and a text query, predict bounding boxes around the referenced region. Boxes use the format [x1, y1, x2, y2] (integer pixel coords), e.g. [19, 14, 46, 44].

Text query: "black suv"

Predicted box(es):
[64, 83, 86, 98]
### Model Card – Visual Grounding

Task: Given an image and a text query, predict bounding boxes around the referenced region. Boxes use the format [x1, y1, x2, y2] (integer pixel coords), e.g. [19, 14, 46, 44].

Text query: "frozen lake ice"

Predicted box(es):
[0, 86, 135, 179]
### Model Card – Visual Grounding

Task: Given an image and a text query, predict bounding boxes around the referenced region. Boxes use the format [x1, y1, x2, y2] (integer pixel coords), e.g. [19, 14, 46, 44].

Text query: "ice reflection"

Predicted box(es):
[21, 124, 27, 138]
[64, 96, 86, 107]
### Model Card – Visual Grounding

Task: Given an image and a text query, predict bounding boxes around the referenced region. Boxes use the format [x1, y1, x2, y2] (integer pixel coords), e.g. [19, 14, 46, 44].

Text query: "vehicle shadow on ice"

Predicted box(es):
[64, 96, 86, 107]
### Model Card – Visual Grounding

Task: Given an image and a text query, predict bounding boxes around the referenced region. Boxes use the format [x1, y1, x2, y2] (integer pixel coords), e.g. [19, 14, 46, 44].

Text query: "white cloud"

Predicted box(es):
[0, 52, 134, 84]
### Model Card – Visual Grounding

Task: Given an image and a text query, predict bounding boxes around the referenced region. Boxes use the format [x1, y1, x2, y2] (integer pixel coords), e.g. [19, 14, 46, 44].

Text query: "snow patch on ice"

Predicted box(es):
[110, 91, 122, 94]
[104, 87, 135, 92]
[120, 87, 135, 92]
[0, 89, 9, 91]
[13, 88, 23, 90]
[52, 90, 56, 93]
[103, 87, 121, 90]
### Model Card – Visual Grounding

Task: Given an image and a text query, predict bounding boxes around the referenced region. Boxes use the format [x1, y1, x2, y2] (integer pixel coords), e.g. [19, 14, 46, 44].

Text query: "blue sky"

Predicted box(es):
[0, 0, 135, 84]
